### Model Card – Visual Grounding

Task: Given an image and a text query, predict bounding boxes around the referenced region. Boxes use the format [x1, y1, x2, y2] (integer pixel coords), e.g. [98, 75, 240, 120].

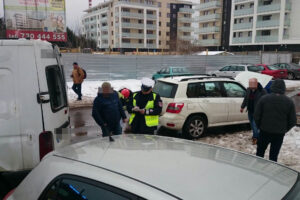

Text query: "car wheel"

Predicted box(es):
[288, 73, 295, 80]
[183, 115, 207, 139]
[212, 74, 216, 77]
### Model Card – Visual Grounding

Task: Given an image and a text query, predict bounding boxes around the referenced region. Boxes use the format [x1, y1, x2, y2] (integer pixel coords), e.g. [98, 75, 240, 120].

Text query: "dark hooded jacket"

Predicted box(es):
[254, 79, 297, 135]
[241, 83, 267, 113]
[92, 91, 126, 129]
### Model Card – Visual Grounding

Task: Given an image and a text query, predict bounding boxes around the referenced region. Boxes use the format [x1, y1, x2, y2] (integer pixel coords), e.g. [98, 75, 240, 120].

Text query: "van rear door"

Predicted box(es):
[34, 43, 70, 155]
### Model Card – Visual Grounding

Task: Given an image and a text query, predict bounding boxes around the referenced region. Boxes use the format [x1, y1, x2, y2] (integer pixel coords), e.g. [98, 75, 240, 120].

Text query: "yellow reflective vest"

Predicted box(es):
[129, 93, 159, 127]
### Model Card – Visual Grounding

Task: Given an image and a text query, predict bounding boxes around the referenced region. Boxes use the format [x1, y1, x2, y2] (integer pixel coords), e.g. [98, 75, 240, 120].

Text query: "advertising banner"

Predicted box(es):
[4, 0, 67, 41]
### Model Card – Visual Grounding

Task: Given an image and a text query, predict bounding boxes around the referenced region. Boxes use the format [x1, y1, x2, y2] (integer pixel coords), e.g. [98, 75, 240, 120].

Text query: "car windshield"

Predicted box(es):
[268, 65, 280, 70]
[153, 81, 178, 98]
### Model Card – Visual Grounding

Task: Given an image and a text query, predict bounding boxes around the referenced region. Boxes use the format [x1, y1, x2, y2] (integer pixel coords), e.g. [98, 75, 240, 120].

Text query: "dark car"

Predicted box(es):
[273, 63, 300, 80]
[256, 64, 288, 79]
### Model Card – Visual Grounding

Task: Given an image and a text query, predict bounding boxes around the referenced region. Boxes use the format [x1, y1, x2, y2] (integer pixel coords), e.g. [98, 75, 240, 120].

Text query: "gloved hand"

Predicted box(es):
[132, 106, 140, 112]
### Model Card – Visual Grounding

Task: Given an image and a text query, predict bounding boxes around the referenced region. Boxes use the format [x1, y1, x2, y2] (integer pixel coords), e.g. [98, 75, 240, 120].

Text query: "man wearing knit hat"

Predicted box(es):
[128, 77, 162, 134]
[254, 79, 296, 162]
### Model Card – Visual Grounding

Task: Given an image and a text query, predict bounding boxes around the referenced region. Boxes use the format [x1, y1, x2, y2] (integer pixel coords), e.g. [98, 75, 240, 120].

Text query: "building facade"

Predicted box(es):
[81, 0, 193, 51]
[230, 0, 300, 51]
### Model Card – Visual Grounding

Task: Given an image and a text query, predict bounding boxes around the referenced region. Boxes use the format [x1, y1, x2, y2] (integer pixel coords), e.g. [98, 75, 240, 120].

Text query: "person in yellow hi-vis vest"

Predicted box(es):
[128, 77, 163, 134]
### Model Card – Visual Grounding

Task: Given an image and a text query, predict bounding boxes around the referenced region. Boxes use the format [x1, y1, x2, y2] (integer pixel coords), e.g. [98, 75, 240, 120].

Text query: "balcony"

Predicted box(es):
[195, 13, 221, 22]
[101, 25, 109, 30]
[116, 12, 144, 19]
[195, 39, 220, 46]
[100, 17, 108, 22]
[147, 14, 157, 20]
[232, 37, 252, 44]
[146, 24, 157, 30]
[178, 35, 194, 41]
[118, 22, 144, 29]
[101, 35, 109, 39]
[234, 0, 254, 3]
[100, 44, 109, 48]
[115, 1, 158, 8]
[255, 35, 278, 43]
[195, 1, 221, 11]
[234, 8, 254, 16]
[284, 19, 290, 26]
[256, 20, 279, 28]
[257, 4, 280, 13]
[195, 26, 220, 34]
[122, 33, 144, 39]
[233, 22, 253, 30]
[178, 17, 193, 23]
[146, 44, 157, 48]
[147, 34, 157, 39]
[122, 43, 146, 48]
[178, 26, 194, 32]
[179, 8, 194, 14]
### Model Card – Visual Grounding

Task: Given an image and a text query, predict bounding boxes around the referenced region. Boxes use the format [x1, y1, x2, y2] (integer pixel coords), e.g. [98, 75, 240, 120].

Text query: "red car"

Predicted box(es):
[256, 64, 288, 79]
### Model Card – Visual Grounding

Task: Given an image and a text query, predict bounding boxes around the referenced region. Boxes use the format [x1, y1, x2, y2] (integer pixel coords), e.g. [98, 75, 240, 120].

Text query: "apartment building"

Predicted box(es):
[81, 0, 193, 51]
[230, 0, 300, 51]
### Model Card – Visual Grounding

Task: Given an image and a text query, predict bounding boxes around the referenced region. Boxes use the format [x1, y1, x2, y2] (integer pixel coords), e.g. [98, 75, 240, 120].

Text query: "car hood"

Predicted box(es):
[54, 135, 298, 200]
[235, 71, 272, 88]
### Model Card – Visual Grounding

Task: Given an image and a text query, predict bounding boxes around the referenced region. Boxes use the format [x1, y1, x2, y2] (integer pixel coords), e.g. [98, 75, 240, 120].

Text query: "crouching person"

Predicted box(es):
[92, 82, 127, 137]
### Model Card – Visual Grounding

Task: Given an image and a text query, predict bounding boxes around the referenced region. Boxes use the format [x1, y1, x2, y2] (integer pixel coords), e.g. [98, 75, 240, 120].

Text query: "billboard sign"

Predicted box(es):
[4, 0, 67, 41]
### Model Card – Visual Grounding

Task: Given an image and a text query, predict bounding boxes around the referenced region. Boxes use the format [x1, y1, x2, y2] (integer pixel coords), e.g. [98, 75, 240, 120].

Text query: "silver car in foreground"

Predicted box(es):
[6, 135, 300, 200]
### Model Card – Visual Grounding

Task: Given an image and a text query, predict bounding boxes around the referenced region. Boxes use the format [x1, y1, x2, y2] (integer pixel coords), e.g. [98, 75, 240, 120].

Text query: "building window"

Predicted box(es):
[262, 15, 271, 21]
[147, 30, 154, 34]
[139, 30, 143, 33]
[233, 32, 236, 38]
[238, 32, 243, 37]
[249, 17, 253, 23]
[159, 40, 161, 45]
[212, 34, 215, 39]
[111, 22, 113, 26]
[173, 14, 176, 18]
[112, 40, 114, 44]
[138, 10, 143, 14]
[138, 19, 143, 24]
[122, 39, 130, 43]
[166, 41, 170, 45]
[203, 35, 208, 40]
[262, 30, 271, 36]
[166, 32, 170, 36]
[159, 21, 161, 26]
[167, 22, 170, 27]
[167, 13, 171, 18]
[122, 29, 130, 33]
[167, 3, 171, 8]
[158, 2, 161, 7]
[239, 18, 244, 23]
[147, 20, 154, 25]
[173, 5, 176, 9]
[240, 5, 244, 9]
[147, 10, 154, 15]
[234, 19, 237, 24]
[139, 39, 143, 44]
[159, 12, 161, 17]
[250, 3, 254, 8]
[203, 23, 208, 28]
[111, 31, 114, 35]
[248, 31, 252, 37]
[159, 31, 161, 36]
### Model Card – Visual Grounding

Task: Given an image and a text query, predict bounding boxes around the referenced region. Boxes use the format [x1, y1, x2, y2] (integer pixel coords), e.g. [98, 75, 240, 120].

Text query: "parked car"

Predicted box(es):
[5, 135, 300, 200]
[153, 75, 249, 139]
[273, 63, 300, 80]
[209, 64, 261, 78]
[256, 64, 288, 79]
[0, 39, 70, 172]
[152, 66, 193, 80]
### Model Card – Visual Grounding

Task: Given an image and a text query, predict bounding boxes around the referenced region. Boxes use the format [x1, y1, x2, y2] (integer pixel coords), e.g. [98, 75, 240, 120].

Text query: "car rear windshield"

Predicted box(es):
[153, 81, 178, 98]
[247, 66, 261, 72]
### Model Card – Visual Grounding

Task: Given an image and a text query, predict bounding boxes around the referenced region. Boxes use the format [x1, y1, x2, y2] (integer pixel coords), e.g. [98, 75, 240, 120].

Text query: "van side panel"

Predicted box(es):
[0, 47, 23, 171]
[18, 46, 44, 169]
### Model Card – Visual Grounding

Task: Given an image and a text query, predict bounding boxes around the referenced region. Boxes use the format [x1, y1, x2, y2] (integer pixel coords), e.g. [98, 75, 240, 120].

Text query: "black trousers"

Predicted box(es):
[256, 131, 284, 162]
[72, 83, 82, 99]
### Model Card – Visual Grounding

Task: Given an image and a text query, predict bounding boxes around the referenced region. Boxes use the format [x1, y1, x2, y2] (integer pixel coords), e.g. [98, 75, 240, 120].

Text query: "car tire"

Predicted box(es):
[183, 115, 207, 139]
[212, 74, 216, 77]
[288, 73, 295, 80]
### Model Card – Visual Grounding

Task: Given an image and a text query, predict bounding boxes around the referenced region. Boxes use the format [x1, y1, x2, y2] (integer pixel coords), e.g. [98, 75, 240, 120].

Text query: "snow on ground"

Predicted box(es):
[197, 126, 300, 172]
[285, 80, 300, 90]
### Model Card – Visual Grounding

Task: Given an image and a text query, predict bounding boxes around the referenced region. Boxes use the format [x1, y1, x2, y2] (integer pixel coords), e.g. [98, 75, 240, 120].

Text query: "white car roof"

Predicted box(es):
[0, 39, 51, 47]
[157, 75, 236, 84]
[51, 135, 298, 200]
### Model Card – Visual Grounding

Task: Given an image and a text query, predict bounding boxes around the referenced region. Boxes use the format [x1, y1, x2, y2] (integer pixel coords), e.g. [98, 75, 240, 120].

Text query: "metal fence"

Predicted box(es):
[62, 53, 261, 81]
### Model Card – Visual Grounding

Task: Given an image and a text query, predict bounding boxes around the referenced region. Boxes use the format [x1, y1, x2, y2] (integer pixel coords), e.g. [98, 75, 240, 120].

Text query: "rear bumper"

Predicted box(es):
[160, 113, 186, 130]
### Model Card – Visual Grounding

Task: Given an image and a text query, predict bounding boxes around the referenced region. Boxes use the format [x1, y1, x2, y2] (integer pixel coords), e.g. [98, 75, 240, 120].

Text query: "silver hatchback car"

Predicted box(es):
[210, 64, 261, 78]
[6, 135, 300, 200]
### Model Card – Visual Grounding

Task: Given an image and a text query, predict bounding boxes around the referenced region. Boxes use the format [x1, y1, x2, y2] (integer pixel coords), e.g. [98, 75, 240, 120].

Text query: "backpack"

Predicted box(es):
[82, 69, 87, 79]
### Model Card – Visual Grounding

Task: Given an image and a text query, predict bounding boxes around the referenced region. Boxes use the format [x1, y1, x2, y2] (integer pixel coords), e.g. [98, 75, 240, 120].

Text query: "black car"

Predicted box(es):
[273, 63, 300, 80]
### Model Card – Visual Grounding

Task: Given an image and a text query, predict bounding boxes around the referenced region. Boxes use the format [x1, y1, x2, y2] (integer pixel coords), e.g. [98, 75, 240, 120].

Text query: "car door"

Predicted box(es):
[222, 82, 248, 123]
[218, 66, 230, 77]
[228, 66, 238, 77]
[187, 82, 229, 125]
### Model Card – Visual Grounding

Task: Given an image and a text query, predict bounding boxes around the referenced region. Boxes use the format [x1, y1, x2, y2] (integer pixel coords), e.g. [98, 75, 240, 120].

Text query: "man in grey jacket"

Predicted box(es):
[254, 79, 296, 162]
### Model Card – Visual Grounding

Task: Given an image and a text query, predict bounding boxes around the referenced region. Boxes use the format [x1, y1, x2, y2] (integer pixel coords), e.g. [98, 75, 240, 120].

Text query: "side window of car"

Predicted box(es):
[40, 175, 142, 200]
[165, 68, 170, 74]
[247, 66, 258, 72]
[223, 82, 246, 97]
[229, 66, 237, 71]
[187, 82, 206, 98]
[204, 82, 222, 97]
[220, 66, 230, 71]
[237, 66, 245, 71]
[173, 68, 179, 73]
[280, 64, 287, 69]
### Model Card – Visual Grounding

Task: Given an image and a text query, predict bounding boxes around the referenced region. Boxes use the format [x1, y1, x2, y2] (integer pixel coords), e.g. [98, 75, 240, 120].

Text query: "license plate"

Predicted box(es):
[280, 71, 284, 74]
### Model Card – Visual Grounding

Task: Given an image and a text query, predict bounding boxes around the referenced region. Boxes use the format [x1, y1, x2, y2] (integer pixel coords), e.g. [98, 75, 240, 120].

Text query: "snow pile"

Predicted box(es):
[285, 80, 300, 90]
[198, 126, 300, 172]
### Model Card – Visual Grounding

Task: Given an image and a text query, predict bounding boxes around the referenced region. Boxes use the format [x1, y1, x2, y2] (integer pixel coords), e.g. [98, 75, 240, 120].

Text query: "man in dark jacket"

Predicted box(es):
[254, 79, 296, 162]
[92, 82, 127, 137]
[241, 78, 267, 144]
[128, 77, 162, 134]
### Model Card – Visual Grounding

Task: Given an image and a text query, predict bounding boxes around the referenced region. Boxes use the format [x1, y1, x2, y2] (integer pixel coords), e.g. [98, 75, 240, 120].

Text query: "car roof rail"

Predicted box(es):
[164, 74, 209, 79]
[180, 76, 234, 82]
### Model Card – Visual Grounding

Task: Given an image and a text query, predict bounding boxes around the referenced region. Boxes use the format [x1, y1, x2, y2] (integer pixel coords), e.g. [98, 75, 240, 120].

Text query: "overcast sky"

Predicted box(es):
[0, 0, 199, 31]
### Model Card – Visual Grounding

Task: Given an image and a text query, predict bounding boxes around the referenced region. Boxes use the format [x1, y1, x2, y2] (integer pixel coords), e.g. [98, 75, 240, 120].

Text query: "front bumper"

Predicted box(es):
[160, 113, 186, 130]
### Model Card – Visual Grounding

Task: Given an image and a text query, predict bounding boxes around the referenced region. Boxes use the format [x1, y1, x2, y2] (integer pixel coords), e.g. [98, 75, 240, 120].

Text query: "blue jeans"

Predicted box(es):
[101, 123, 122, 137]
[248, 112, 259, 139]
[72, 83, 82, 99]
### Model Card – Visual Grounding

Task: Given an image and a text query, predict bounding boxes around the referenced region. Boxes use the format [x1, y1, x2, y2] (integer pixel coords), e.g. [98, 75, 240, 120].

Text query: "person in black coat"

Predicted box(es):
[254, 79, 296, 162]
[128, 78, 162, 134]
[240, 78, 267, 144]
[92, 82, 127, 137]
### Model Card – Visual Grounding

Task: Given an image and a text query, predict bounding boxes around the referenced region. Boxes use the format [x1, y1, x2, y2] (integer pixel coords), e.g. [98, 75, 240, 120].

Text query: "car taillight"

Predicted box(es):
[166, 103, 184, 114]
[39, 131, 54, 160]
[3, 189, 15, 200]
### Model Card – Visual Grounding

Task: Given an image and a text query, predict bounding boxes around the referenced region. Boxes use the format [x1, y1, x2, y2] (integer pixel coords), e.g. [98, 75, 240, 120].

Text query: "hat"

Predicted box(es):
[73, 62, 78, 65]
[121, 88, 130, 98]
[141, 77, 155, 88]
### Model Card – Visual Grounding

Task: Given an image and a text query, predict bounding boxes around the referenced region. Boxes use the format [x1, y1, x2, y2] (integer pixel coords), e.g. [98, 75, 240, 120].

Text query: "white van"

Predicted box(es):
[0, 39, 70, 172]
